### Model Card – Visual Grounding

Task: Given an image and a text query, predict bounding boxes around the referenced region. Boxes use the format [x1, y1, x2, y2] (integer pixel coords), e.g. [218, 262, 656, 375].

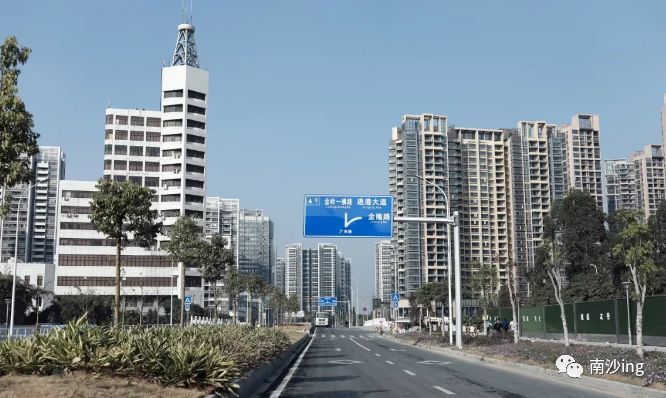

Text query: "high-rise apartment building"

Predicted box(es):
[630, 144, 665, 216]
[562, 114, 603, 209]
[54, 20, 209, 304]
[374, 240, 393, 302]
[605, 159, 638, 214]
[238, 209, 273, 282]
[450, 127, 510, 284]
[389, 114, 450, 296]
[0, 146, 65, 264]
[284, 243, 304, 309]
[274, 257, 285, 293]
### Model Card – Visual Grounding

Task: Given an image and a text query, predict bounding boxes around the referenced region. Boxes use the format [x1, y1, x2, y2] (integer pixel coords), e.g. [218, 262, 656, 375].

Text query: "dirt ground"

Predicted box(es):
[275, 324, 310, 343]
[0, 373, 208, 398]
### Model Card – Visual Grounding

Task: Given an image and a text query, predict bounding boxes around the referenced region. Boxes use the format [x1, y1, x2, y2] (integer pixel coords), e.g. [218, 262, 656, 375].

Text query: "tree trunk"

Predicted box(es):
[548, 268, 569, 347]
[248, 292, 252, 326]
[558, 298, 569, 347]
[114, 241, 121, 327]
[507, 278, 519, 344]
[483, 307, 488, 336]
[232, 297, 237, 325]
[213, 283, 219, 323]
[428, 308, 432, 336]
[179, 261, 185, 326]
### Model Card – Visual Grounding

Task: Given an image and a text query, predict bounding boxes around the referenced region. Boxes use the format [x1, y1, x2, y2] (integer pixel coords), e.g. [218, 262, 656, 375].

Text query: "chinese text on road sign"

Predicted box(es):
[304, 195, 393, 237]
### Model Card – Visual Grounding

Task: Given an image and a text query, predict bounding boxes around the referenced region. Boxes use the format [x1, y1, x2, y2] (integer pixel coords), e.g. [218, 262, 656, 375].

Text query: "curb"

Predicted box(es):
[236, 333, 311, 398]
[384, 335, 666, 398]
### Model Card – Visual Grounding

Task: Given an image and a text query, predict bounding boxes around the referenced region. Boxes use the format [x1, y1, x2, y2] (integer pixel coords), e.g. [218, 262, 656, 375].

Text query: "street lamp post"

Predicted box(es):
[4, 299, 9, 334]
[9, 177, 48, 338]
[413, 175, 454, 346]
[623, 281, 632, 345]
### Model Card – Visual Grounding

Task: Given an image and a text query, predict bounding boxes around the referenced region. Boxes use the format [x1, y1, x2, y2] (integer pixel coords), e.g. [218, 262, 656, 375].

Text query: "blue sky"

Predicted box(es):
[3, 0, 666, 305]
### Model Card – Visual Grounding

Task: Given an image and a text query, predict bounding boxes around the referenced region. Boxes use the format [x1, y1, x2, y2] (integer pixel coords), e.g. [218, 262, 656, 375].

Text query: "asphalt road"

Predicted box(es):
[273, 327, 623, 398]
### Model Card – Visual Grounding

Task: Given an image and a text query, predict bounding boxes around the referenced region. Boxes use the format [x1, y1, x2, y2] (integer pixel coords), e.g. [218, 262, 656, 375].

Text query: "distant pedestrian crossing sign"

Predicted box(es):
[184, 295, 192, 312]
[391, 292, 399, 309]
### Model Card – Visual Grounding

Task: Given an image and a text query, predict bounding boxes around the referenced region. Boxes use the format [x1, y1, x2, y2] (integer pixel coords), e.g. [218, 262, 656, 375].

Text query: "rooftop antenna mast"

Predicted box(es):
[173, 0, 199, 67]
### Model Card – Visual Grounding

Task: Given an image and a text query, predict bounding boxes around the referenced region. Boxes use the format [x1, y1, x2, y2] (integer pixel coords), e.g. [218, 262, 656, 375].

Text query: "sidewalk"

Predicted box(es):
[521, 336, 666, 353]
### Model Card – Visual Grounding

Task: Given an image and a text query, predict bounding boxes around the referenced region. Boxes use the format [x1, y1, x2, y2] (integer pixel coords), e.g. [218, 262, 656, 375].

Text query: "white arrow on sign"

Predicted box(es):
[344, 212, 363, 228]
[329, 359, 363, 365]
[418, 360, 452, 366]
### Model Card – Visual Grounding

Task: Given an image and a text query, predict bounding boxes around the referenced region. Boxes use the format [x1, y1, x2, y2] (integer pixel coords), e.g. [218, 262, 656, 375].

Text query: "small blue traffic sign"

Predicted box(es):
[184, 296, 193, 304]
[391, 292, 400, 302]
[304, 195, 393, 238]
[319, 296, 337, 307]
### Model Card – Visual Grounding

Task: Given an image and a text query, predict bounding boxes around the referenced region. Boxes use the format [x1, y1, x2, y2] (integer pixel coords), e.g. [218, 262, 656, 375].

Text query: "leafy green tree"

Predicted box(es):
[498, 284, 511, 307]
[649, 200, 666, 294]
[0, 36, 40, 218]
[244, 274, 266, 326]
[0, 272, 35, 325]
[612, 210, 661, 358]
[285, 294, 300, 325]
[469, 261, 499, 335]
[199, 234, 234, 322]
[46, 293, 113, 325]
[526, 247, 556, 306]
[165, 216, 202, 326]
[89, 179, 161, 327]
[223, 266, 245, 324]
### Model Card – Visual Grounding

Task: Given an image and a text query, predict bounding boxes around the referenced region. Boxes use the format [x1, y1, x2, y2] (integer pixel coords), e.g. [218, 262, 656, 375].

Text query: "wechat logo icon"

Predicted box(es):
[556, 355, 583, 378]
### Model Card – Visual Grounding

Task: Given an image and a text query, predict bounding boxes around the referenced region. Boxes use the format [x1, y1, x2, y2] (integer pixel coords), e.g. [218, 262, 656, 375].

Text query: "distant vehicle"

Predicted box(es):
[315, 312, 331, 327]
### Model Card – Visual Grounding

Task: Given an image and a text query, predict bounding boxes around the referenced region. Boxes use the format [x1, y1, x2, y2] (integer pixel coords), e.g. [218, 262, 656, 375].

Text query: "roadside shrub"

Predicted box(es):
[0, 315, 291, 396]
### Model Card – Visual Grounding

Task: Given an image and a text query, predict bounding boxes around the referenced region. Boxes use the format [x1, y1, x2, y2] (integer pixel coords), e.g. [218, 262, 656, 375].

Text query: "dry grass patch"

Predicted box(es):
[0, 373, 206, 398]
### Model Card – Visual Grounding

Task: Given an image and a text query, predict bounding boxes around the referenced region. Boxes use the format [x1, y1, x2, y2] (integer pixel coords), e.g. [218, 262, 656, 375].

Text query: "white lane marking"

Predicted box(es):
[322, 334, 326, 338]
[336, 348, 341, 352]
[386, 360, 394, 365]
[433, 385, 455, 395]
[403, 370, 416, 376]
[269, 336, 315, 398]
[418, 360, 452, 365]
[375, 353, 381, 357]
[349, 337, 371, 352]
[340, 335, 345, 338]
[389, 348, 405, 352]
[331, 334, 336, 338]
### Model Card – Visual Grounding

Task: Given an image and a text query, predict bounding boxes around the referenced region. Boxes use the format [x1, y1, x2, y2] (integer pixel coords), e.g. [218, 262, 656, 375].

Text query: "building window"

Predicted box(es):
[146, 117, 161, 127]
[187, 119, 205, 129]
[114, 175, 126, 182]
[61, 206, 92, 215]
[104, 159, 112, 170]
[185, 194, 203, 203]
[187, 104, 206, 115]
[129, 176, 142, 185]
[129, 146, 144, 156]
[104, 144, 112, 155]
[186, 134, 205, 144]
[162, 179, 181, 188]
[163, 119, 183, 128]
[115, 130, 128, 140]
[186, 164, 204, 174]
[144, 177, 159, 187]
[162, 164, 181, 173]
[145, 162, 160, 172]
[115, 115, 128, 125]
[37, 275, 43, 287]
[114, 145, 127, 155]
[162, 134, 182, 143]
[185, 179, 204, 189]
[146, 132, 161, 142]
[24, 275, 30, 285]
[105, 129, 113, 140]
[129, 161, 143, 171]
[106, 114, 114, 124]
[161, 194, 181, 202]
[62, 191, 93, 199]
[130, 116, 144, 126]
[114, 160, 127, 170]
[60, 222, 96, 230]
[188, 90, 206, 101]
[186, 149, 204, 159]
[164, 104, 183, 113]
[164, 89, 183, 98]
[145, 147, 160, 157]
[130, 131, 144, 141]
[163, 149, 182, 158]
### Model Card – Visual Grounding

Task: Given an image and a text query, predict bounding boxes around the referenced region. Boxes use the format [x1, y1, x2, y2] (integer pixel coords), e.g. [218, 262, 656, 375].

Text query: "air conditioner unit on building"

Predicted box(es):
[163, 185, 168, 190]
[63, 197, 69, 201]
[66, 213, 73, 218]
[173, 170, 179, 174]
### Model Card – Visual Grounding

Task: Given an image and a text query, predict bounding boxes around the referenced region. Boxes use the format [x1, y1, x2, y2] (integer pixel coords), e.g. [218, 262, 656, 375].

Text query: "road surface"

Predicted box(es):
[272, 327, 623, 397]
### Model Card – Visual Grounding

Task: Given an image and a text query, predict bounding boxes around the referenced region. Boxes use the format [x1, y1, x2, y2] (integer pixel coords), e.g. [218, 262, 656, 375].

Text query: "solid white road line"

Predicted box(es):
[403, 370, 416, 376]
[375, 353, 381, 357]
[385, 360, 395, 365]
[349, 337, 371, 352]
[433, 386, 455, 395]
[269, 336, 315, 398]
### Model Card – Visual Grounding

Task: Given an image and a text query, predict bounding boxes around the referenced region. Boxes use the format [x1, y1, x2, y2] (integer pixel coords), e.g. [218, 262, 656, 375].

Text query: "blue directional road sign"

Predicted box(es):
[319, 296, 337, 307]
[304, 195, 393, 238]
[391, 292, 400, 309]
[184, 295, 192, 312]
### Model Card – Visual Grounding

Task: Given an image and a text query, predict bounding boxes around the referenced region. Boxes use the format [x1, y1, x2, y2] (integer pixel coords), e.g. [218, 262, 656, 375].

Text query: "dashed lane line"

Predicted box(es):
[403, 370, 416, 376]
[386, 361, 395, 365]
[349, 337, 372, 352]
[375, 353, 381, 357]
[433, 386, 455, 395]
